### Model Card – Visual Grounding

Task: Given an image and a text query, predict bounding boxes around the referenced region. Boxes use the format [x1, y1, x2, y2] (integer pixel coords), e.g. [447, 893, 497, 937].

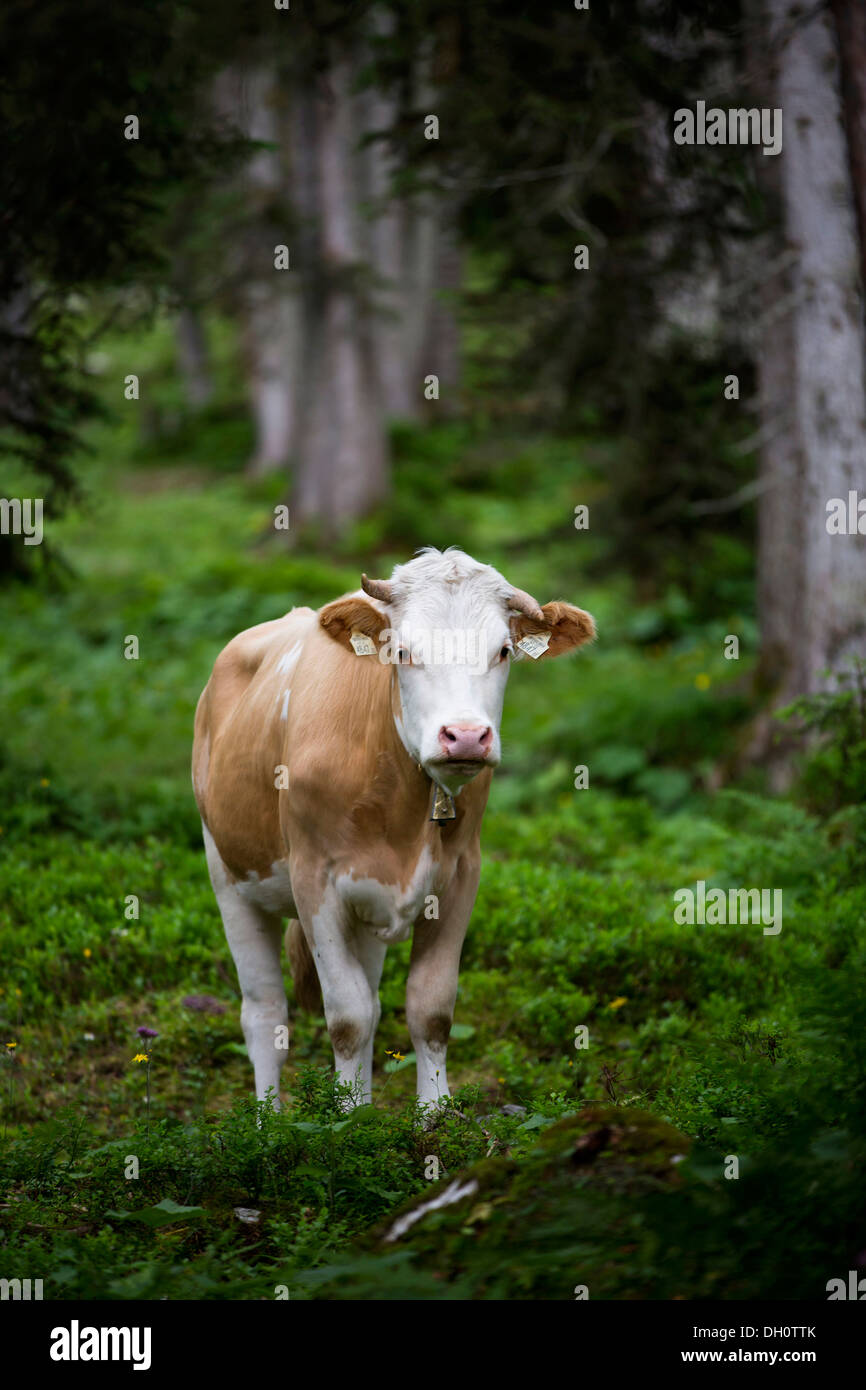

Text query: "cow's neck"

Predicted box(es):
[378, 668, 470, 838]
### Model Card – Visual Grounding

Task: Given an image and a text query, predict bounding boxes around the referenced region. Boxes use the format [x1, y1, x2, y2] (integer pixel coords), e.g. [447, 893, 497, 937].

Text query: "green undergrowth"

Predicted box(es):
[1, 315, 864, 1297]
[1, 788, 864, 1298]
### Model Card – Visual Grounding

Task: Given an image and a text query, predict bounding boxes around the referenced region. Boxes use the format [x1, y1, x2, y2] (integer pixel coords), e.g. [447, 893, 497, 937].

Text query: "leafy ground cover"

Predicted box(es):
[1, 318, 863, 1298]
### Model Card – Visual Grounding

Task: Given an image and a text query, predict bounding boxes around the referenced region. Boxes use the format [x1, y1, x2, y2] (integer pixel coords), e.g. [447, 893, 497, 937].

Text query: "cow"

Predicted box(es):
[192, 547, 595, 1112]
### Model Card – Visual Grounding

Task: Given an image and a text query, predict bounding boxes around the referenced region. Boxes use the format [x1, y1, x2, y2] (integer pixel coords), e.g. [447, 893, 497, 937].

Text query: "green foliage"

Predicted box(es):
[777, 659, 866, 814]
[0, 1070, 554, 1299]
[2, 774, 863, 1297]
[373, 0, 763, 608]
[0, 0, 248, 573]
[293, 1090, 866, 1301]
[1, 311, 862, 1299]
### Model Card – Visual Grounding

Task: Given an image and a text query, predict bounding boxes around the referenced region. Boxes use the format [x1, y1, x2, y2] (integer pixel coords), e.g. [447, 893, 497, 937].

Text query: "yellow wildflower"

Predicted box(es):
[132, 1053, 149, 1063]
[608, 997, 628, 1011]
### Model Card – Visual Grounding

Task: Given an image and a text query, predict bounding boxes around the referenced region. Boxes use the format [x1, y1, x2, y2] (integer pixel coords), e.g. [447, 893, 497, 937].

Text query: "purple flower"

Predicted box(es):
[136, 1026, 158, 1039]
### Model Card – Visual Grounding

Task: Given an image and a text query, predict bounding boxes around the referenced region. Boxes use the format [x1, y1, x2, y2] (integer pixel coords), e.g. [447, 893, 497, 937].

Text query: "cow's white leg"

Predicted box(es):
[406, 863, 479, 1113]
[406, 965, 452, 1111]
[306, 889, 382, 1107]
[203, 825, 288, 1109]
[353, 928, 387, 1100]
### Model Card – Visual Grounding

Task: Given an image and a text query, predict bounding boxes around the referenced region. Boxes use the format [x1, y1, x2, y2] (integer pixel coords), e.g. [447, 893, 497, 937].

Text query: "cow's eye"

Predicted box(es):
[499, 644, 512, 662]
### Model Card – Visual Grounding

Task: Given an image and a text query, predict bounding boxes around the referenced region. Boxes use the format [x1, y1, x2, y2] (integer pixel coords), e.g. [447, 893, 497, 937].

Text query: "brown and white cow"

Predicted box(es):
[192, 547, 594, 1111]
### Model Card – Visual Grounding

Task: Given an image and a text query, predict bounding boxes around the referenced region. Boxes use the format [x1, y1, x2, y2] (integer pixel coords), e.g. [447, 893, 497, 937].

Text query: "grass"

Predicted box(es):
[1, 312, 864, 1298]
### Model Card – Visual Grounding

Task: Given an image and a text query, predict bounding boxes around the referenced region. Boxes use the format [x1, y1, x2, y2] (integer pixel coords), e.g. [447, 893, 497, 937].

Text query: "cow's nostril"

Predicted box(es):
[439, 724, 493, 759]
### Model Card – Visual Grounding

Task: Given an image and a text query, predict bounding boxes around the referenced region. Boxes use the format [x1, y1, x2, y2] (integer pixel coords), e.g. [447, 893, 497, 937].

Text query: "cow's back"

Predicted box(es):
[192, 606, 317, 879]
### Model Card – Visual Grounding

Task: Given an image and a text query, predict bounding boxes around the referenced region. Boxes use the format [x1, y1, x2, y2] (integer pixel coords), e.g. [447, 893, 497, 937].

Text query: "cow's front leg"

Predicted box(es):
[352, 927, 387, 1101]
[406, 858, 479, 1112]
[203, 825, 288, 1109]
[304, 889, 385, 1107]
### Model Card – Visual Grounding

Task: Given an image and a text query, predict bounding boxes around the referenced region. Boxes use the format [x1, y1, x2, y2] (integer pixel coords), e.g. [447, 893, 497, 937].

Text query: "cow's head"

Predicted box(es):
[319, 548, 595, 794]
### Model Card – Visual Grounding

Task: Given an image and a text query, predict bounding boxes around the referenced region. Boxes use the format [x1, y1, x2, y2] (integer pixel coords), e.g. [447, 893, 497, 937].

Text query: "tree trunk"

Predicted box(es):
[238, 282, 300, 478]
[743, 0, 804, 761]
[428, 208, 463, 411]
[751, 0, 866, 755]
[215, 62, 298, 477]
[355, 22, 462, 424]
[831, 0, 866, 295]
[290, 49, 388, 534]
[174, 303, 213, 410]
[356, 21, 418, 421]
[403, 44, 446, 415]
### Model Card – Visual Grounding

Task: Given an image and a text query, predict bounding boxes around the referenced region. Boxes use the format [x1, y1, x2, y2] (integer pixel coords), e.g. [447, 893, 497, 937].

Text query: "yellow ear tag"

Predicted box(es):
[350, 632, 377, 656]
[516, 632, 551, 659]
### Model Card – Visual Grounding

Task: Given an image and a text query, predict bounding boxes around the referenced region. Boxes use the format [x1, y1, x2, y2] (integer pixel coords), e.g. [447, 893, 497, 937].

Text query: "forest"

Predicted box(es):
[1, 0, 865, 1310]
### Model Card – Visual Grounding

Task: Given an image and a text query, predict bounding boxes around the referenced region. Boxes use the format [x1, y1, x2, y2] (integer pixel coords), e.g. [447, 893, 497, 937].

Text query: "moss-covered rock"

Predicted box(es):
[296, 1107, 694, 1299]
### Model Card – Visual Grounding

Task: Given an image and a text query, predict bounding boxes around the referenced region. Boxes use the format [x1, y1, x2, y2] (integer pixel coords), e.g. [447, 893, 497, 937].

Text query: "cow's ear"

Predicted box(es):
[510, 601, 595, 660]
[319, 597, 389, 653]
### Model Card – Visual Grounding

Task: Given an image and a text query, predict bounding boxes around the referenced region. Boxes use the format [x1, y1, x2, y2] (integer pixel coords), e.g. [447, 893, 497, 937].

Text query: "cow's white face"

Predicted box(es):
[384, 586, 514, 793]
[319, 548, 596, 796]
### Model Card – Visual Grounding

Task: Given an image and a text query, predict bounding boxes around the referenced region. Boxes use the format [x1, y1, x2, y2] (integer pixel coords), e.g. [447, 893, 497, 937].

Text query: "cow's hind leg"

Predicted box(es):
[203, 826, 288, 1109]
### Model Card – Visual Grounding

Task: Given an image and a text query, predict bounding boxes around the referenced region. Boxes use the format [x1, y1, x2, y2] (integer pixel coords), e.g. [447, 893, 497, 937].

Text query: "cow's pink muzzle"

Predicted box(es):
[438, 724, 493, 761]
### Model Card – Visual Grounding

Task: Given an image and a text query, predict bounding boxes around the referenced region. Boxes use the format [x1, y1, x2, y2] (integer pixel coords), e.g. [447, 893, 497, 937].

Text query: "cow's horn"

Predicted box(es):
[508, 586, 545, 623]
[361, 574, 394, 604]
